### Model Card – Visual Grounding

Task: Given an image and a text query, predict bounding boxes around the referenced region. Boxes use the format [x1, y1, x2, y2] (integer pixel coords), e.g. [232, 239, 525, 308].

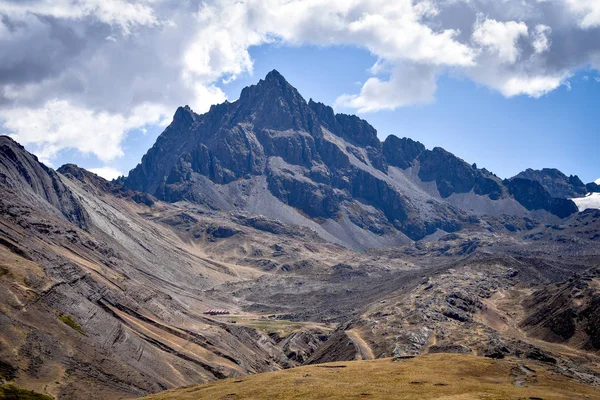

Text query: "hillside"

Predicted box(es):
[139, 354, 599, 400]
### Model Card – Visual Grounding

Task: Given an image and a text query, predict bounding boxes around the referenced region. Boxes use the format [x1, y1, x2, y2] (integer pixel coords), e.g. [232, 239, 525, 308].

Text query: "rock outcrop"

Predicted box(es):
[505, 178, 578, 218]
[514, 168, 588, 198]
[520, 268, 600, 350]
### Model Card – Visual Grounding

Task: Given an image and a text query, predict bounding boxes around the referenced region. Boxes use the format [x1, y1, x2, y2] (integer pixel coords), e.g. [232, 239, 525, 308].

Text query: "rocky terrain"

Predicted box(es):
[0, 71, 599, 399]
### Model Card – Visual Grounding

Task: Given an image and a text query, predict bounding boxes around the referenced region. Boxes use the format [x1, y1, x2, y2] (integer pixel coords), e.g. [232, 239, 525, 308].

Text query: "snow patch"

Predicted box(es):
[572, 192, 600, 211]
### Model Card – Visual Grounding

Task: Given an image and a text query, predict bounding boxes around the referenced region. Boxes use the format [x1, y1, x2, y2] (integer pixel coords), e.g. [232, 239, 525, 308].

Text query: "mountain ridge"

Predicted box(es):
[122, 70, 579, 248]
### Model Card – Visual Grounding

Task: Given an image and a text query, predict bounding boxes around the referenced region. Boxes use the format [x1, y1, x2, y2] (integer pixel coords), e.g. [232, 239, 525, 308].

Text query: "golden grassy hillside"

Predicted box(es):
[138, 353, 599, 400]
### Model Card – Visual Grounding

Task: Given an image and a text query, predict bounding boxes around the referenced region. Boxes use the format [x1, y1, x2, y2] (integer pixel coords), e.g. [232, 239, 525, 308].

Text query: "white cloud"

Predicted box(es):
[1, 0, 600, 162]
[335, 63, 438, 112]
[88, 166, 124, 180]
[532, 24, 551, 54]
[565, 0, 600, 28]
[472, 17, 529, 64]
[0, 100, 170, 163]
[596, 178, 600, 184]
[500, 74, 568, 97]
[0, 0, 158, 33]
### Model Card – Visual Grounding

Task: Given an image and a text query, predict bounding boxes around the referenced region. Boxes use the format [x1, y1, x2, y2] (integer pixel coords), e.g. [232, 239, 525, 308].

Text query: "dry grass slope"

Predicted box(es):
[139, 354, 599, 400]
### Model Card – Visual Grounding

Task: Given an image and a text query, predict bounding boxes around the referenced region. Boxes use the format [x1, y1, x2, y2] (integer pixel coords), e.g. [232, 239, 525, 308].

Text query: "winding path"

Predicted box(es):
[346, 329, 375, 360]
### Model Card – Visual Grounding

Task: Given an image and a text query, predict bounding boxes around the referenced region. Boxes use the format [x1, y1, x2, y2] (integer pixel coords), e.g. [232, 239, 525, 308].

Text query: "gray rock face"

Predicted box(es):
[586, 182, 600, 193]
[382, 137, 503, 200]
[0, 136, 88, 229]
[382, 135, 425, 169]
[418, 147, 503, 200]
[124, 71, 472, 241]
[514, 168, 587, 198]
[506, 178, 578, 218]
[123, 71, 578, 244]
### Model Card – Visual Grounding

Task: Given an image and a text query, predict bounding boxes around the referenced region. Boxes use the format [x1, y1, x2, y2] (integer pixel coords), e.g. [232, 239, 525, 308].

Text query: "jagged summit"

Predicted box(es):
[236, 69, 313, 131]
[123, 71, 579, 246]
[266, 68, 285, 80]
[308, 99, 381, 149]
[513, 168, 587, 198]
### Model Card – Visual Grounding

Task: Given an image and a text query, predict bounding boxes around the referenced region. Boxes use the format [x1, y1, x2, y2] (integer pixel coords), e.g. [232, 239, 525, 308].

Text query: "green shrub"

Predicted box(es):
[0, 384, 54, 400]
[58, 315, 86, 336]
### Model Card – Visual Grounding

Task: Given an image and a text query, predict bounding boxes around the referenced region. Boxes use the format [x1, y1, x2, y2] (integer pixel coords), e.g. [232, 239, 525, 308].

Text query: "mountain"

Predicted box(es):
[504, 177, 579, 218]
[513, 168, 588, 198]
[586, 181, 600, 193]
[0, 137, 88, 229]
[124, 70, 576, 249]
[1, 72, 600, 400]
[507, 169, 600, 212]
[1, 135, 353, 399]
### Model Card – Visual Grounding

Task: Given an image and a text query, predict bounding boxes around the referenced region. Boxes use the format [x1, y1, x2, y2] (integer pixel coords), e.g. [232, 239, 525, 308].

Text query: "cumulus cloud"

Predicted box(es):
[565, 0, 600, 28]
[472, 17, 529, 64]
[1, 0, 600, 166]
[532, 24, 552, 54]
[88, 167, 124, 181]
[335, 63, 438, 112]
[0, 0, 158, 33]
[0, 100, 170, 163]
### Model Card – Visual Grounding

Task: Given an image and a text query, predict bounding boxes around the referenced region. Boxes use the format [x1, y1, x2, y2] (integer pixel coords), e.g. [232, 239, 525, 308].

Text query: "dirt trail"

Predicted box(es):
[346, 329, 375, 360]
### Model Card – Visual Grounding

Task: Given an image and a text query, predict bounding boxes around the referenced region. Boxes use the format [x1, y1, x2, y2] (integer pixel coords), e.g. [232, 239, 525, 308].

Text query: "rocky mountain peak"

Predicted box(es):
[237, 70, 313, 131]
[0, 136, 89, 229]
[382, 135, 425, 169]
[122, 71, 581, 247]
[173, 104, 198, 125]
[264, 68, 288, 85]
[513, 168, 587, 198]
[308, 99, 380, 148]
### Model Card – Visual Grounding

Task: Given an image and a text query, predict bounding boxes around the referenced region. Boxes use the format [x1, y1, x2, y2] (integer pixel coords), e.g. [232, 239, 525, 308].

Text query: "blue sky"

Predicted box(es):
[1, 1, 599, 184]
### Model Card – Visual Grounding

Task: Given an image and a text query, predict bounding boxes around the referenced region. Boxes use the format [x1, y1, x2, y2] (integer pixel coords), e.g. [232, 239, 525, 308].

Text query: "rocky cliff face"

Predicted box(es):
[0, 136, 88, 229]
[585, 182, 600, 193]
[505, 178, 579, 218]
[124, 71, 578, 246]
[514, 168, 588, 198]
[382, 137, 503, 200]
